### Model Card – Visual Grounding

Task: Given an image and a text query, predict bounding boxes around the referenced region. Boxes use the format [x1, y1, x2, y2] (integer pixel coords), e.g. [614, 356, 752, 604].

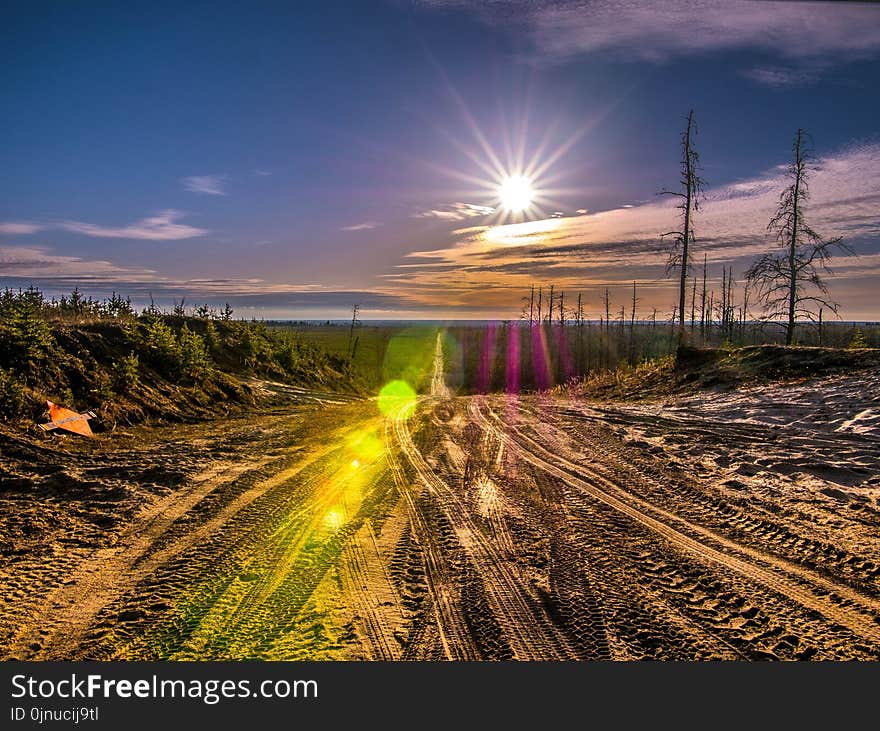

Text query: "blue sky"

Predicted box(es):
[2, 1, 879, 319]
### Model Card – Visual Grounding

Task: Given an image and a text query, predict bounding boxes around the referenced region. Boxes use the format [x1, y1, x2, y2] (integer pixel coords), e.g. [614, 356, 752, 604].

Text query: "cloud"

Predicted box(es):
[419, 2, 880, 73]
[413, 202, 495, 221]
[741, 66, 822, 88]
[0, 222, 44, 235]
[254, 169, 272, 176]
[182, 175, 227, 195]
[0, 245, 155, 279]
[60, 210, 208, 240]
[341, 221, 381, 231]
[390, 142, 880, 315]
[0, 258, 423, 317]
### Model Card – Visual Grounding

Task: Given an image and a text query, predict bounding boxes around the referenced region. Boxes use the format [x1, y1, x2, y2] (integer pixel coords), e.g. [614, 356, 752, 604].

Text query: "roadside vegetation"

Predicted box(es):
[0, 287, 360, 427]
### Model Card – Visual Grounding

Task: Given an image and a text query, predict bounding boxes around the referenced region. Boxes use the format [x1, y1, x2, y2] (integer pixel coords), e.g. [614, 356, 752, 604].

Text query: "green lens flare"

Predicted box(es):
[377, 379, 417, 417]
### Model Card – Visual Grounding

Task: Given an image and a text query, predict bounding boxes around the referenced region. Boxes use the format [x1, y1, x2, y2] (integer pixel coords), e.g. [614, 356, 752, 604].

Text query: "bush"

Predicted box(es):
[143, 319, 179, 367]
[0, 369, 29, 419]
[204, 320, 220, 351]
[0, 295, 56, 376]
[114, 352, 141, 393]
[179, 325, 211, 381]
[848, 329, 869, 350]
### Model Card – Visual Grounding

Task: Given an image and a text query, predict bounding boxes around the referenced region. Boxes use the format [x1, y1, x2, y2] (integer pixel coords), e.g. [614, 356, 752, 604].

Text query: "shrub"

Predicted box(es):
[144, 319, 179, 362]
[0, 296, 55, 377]
[0, 369, 29, 419]
[179, 325, 212, 381]
[204, 320, 219, 351]
[848, 329, 869, 350]
[114, 352, 141, 392]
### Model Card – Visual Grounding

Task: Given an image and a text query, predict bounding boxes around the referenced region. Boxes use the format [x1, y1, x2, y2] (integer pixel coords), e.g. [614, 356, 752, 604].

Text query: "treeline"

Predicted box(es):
[452, 115, 876, 393]
[0, 286, 358, 423]
[447, 278, 877, 393]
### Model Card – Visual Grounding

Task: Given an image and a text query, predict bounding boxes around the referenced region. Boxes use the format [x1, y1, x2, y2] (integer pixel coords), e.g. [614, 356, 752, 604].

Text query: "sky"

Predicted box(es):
[2, 0, 879, 320]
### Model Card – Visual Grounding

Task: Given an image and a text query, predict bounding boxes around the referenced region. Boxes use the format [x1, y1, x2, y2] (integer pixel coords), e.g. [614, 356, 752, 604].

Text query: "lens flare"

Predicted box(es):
[377, 380, 417, 417]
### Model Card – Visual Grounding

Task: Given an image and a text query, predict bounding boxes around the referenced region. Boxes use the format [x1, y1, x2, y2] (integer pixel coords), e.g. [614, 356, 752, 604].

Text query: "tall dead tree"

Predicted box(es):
[660, 109, 705, 336]
[576, 293, 584, 372]
[603, 288, 611, 368]
[529, 285, 535, 328]
[700, 254, 708, 340]
[348, 304, 360, 359]
[629, 281, 638, 363]
[745, 129, 851, 345]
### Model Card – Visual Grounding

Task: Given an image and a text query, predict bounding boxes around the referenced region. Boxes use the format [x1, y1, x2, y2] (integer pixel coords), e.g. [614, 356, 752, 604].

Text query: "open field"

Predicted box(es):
[2, 332, 879, 660]
[277, 323, 439, 391]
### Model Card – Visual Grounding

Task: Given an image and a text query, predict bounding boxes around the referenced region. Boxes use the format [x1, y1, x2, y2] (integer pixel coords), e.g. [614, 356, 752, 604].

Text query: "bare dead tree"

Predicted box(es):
[746, 129, 852, 345]
[660, 109, 705, 336]
[603, 287, 611, 368]
[347, 304, 360, 359]
[529, 284, 535, 328]
[520, 286, 534, 325]
[741, 278, 751, 343]
[629, 281, 638, 363]
[700, 253, 708, 341]
[603, 288, 611, 334]
[576, 292, 584, 371]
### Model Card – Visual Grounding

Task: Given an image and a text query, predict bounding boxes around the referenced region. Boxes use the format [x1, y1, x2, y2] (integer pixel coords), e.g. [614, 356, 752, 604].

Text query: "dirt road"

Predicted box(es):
[2, 334, 879, 660]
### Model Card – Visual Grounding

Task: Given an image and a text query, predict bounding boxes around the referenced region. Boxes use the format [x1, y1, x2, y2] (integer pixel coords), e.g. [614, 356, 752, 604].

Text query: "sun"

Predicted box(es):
[497, 175, 534, 213]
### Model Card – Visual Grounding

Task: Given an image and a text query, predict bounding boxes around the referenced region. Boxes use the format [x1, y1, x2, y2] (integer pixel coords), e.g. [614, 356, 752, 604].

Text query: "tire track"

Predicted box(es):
[25, 414, 381, 660]
[470, 400, 880, 647]
[383, 417, 479, 661]
[392, 401, 578, 660]
[338, 519, 406, 660]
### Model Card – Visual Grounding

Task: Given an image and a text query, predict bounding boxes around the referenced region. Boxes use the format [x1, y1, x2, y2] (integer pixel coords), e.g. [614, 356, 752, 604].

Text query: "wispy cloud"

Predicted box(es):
[420, 1, 880, 79]
[182, 174, 227, 195]
[741, 66, 822, 88]
[0, 245, 155, 278]
[0, 222, 45, 235]
[254, 169, 272, 176]
[413, 202, 495, 221]
[61, 210, 208, 240]
[341, 221, 381, 231]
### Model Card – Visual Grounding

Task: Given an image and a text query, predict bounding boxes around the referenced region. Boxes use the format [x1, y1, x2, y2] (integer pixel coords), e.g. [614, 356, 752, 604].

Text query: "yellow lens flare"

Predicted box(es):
[377, 379, 417, 417]
[323, 508, 345, 531]
[497, 175, 534, 213]
[345, 429, 384, 464]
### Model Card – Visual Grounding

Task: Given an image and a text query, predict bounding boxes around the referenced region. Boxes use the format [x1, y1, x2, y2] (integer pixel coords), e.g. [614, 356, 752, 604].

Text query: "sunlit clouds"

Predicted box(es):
[388, 143, 880, 318]
[413, 203, 494, 221]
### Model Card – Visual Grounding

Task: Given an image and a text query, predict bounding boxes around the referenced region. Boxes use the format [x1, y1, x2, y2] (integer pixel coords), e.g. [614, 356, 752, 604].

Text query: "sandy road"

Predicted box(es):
[2, 333, 879, 660]
[469, 400, 880, 646]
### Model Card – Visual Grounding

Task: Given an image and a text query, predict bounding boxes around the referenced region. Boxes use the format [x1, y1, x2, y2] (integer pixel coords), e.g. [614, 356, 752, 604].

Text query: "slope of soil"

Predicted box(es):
[576, 345, 880, 401]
